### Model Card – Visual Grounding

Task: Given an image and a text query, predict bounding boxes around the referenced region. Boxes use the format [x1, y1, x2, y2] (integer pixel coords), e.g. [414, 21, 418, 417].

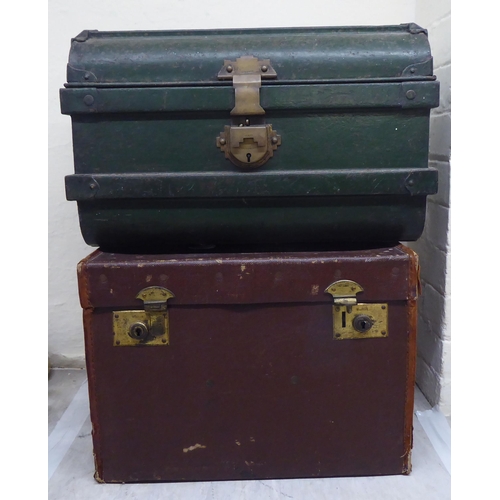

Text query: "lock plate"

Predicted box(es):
[113, 286, 174, 346]
[217, 124, 281, 169]
[113, 311, 170, 346]
[325, 280, 388, 340]
[332, 303, 388, 340]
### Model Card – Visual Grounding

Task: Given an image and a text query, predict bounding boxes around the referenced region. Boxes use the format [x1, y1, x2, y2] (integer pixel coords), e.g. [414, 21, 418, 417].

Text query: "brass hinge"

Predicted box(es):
[216, 56, 281, 169]
[325, 280, 388, 340]
[113, 286, 174, 346]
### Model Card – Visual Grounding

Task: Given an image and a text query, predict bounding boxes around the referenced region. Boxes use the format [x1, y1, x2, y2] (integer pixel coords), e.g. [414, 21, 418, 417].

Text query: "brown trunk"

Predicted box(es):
[78, 245, 418, 482]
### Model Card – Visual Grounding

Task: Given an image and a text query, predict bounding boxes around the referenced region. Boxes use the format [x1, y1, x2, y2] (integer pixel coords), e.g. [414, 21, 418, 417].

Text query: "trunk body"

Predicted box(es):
[62, 25, 439, 251]
[78, 244, 419, 482]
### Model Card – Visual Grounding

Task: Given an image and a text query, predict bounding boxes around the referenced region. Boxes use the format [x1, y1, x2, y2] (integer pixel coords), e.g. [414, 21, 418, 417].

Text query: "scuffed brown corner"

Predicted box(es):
[93, 451, 105, 483]
[402, 451, 412, 475]
[93, 471, 105, 484]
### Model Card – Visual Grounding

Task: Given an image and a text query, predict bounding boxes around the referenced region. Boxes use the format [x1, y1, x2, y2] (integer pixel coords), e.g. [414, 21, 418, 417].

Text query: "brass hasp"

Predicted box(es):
[325, 280, 388, 340]
[113, 286, 175, 346]
[216, 56, 281, 169]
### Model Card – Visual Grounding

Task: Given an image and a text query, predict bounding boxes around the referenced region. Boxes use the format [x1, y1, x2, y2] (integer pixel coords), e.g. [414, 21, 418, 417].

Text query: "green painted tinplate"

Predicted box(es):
[62, 24, 439, 248]
[69, 110, 431, 173]
[66, 24, 433, 85]
[60, 82, 439, 115]
[66, 169, 437, 200]
[77, 196, 427, 251]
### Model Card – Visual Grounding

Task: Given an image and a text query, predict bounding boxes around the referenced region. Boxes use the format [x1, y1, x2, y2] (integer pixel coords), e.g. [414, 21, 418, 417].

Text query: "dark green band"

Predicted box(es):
[60, 81, 439, 115]
[66, 168, 438, 200]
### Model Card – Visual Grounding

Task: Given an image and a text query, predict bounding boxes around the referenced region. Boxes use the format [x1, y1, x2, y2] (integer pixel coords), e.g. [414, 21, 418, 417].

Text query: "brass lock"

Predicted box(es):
[325, 280, 388, 340]
[217, 56, 281, 169]
[113, 286, 174, 346]
[217, 124, 281, 169]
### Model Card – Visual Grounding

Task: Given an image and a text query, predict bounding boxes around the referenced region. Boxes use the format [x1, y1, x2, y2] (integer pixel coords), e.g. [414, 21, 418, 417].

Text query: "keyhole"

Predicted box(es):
[352, 315, 373, 333]
[129, 322, 149, 340]
[246, 153, 252, 163]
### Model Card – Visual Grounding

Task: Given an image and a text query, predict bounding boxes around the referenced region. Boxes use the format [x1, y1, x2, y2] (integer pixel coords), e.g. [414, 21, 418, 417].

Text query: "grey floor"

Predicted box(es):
[48, 369, 450, 500]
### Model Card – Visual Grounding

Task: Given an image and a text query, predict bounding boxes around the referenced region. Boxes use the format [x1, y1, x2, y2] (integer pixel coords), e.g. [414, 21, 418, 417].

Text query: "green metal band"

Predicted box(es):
[60, 81, 439, 115]
[65, 168, 438, 201]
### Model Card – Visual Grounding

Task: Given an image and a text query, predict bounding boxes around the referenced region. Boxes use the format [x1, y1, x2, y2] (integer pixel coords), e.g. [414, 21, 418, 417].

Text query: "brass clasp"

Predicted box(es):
[325, 280, 388, 340]
[113, 286, 174, 346]
[217, 56, 281, 169]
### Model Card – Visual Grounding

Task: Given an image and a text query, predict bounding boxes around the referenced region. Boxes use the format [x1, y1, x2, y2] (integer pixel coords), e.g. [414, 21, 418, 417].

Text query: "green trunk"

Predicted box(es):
[61, 25, 439, 251]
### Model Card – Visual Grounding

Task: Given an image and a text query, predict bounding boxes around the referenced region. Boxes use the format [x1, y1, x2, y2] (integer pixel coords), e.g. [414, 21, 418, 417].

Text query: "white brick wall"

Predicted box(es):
[411, 1, 451, 416]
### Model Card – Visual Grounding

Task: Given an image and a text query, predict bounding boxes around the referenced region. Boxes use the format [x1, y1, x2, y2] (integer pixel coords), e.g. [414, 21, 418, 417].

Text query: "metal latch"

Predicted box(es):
[113, 287, 174, 346]
[216, 56, 281, 169]
[325, 280, 388, 340]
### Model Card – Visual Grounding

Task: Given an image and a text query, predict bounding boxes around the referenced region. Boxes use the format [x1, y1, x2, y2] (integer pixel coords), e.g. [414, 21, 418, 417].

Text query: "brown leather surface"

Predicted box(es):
[82, 246, 413, 308]
[79, 245, 418, 482]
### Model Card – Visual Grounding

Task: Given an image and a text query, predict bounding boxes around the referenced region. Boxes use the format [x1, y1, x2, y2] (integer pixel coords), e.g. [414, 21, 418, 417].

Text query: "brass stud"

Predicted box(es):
[226, 65, 233, 73]
[261, 65, 268, 72]
[271, 136, 278, 145]
[219, 138, 226, 146]
[245, 119, 250, 126]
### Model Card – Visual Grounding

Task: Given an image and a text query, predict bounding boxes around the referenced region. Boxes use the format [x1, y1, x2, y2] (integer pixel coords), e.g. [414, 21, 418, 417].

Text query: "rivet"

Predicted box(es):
[114, 314, 119, 318]
[89, 183, 96, 189]
[226, 65, 233, 73]
[84, 72, 90, 80]
[245, 119, 250, 126]
[382, 331, 387, 335]
[381, 306, 386, 310]
[407, 179, 415, 186]
[162, 338, 167, 344]
[335, 333, 341, 338]
[219, 138, 226, 145]
[406, 90, 416, 100]
[83, 94, 94, 106]
[116, 340, 121, 345]
[410, 68, 416, 74]
[261, 65, 268, 72]
[271, 136, 278, 144]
